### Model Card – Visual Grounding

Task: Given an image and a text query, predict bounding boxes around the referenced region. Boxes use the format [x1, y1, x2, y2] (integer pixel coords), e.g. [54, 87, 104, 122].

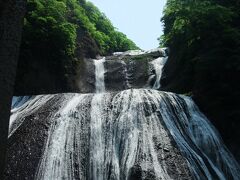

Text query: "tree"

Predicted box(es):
[14, 0, 139, 95]
[0, 0, 26, 177]
[161, 0, 240, 161]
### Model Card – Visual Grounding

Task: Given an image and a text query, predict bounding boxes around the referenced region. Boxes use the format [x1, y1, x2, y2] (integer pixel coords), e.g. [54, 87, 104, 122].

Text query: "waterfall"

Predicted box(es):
[149, 49, 168, 89]
[6, 49, 240, 180]
[7, 90, 237, 180]
[35, 95, 92, 180]
[148, 91, 240, 180]
[9, 95, 54, 137]
[91, 57, 107, 178]
[89, 93, 108, 180]
[94, 57, 106, 93]
[34, 90, 188, 180]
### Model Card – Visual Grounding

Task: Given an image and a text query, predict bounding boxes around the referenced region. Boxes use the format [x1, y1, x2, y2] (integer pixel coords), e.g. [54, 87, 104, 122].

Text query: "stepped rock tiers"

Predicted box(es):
[5, 48, 240, 180]
[78, 48, 168, 93]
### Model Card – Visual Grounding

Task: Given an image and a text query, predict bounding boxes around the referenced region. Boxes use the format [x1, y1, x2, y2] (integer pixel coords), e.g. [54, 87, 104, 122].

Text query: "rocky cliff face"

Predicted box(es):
[13, 26, 101, 96]
[13, 0, 139, 96]
[5, 48, 240, 179]
[14, 48, 166, 96]
[77, 49, 166, 93]
[5, 92, 193, 180]
[5, 89, 240, 179]
[161, 48, 240, 163]
[0, 0, 26, 176]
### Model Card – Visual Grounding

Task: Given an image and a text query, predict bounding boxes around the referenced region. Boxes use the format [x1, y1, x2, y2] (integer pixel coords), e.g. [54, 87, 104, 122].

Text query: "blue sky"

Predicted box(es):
[88, 0, 167, 50]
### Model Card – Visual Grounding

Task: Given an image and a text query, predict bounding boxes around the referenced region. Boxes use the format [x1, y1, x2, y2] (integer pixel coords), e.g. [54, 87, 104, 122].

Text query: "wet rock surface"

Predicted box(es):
[5, 89, 240, 180]
[5, 95, 65, 179]
[6, 49, 240, 179]
[77, 49, 167, 93]
[5, 91, 193, 180]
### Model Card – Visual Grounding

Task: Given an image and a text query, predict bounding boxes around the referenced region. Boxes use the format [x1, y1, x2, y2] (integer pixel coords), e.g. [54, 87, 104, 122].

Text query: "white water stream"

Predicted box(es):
[150, 56, 168, 89]
[8, 48, 240, 180]
[24, 90, 239, 180]
[94, 57, 106, 93]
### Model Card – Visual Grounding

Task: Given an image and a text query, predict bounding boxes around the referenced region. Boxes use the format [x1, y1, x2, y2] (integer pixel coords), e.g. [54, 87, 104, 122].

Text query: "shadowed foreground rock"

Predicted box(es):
[0, 0, 26, 177]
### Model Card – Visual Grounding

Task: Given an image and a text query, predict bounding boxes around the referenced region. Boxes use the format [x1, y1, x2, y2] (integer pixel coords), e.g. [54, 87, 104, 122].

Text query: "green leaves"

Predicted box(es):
[23, 0, 138, 59]
[77, 0, 139, 54]
[161, 0, 236, 48]
[19, 0, 139, 90]
[160, 0, 240, 138]
[55, 23, 77, 56]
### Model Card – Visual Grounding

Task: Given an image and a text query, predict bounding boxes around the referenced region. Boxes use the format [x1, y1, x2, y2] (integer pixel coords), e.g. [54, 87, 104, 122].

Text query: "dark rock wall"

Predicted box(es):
[0, 0, 26, 177]
[13, 26, 101, 96]
[161, 49, 240, 162]
[104, 51, 164, 92]
[14, 50, 165, 95]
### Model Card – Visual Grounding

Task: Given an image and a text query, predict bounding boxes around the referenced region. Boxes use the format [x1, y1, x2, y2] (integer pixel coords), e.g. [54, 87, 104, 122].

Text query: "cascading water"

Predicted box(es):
[35, 95, 92, 180]
[9, 95, 54, 137]
[8, 90, 240, 180]
[149, 49, 168, 89]
[89, 56, 106, 179]
[6, 48, 240, 180]
[94, 57, 106, 93]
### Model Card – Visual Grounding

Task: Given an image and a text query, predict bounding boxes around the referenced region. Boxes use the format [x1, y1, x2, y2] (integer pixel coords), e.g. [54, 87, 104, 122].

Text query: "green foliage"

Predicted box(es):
[74, 0, 139, 54]
[160, 0, 240, 149]
[161, 0, 237, 47]
[23, 0, 138, 56]
[16, 0, 138, 93]
[161, 0, 240, 93]
[23, 0, 77, 58]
